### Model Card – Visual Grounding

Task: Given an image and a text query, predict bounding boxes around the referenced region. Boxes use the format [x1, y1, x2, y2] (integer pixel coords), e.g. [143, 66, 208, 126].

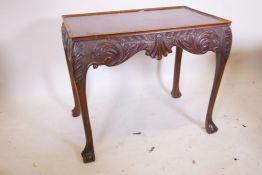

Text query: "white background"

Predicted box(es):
[0, 0, 262, 102]
[0, 0, 262, 175]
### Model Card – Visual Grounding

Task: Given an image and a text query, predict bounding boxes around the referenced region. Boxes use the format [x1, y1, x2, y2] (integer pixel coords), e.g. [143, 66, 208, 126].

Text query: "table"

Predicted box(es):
[61, 6, 232, 163]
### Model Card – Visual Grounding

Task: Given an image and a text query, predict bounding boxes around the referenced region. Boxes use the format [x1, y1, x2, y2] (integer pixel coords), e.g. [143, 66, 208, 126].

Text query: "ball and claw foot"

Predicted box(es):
[171, 90, 182, 98]
[205, 120, 218, 134]
[81, 148, 95, 163]
[72, 107, 80, 117]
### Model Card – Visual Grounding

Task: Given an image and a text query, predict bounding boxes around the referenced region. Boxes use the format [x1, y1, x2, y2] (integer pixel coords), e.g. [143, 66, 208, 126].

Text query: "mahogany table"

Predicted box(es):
[61, 6, 232, 163]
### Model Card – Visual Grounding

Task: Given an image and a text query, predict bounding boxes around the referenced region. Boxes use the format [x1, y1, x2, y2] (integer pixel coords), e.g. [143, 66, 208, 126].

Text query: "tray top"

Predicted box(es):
[63, 6, 231, 39]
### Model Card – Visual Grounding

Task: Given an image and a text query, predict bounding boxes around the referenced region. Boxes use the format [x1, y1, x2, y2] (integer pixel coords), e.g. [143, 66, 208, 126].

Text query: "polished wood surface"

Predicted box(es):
[63, 6, 231, 39]
[61, 6, 232, 163]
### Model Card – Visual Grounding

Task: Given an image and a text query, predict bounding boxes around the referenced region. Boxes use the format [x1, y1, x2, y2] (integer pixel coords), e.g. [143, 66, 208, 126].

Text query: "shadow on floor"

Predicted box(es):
[154, 47, 262, 130]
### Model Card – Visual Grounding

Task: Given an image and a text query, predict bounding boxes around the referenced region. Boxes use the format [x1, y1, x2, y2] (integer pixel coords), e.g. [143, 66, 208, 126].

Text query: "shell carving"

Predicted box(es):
[146, 34, 172, 59]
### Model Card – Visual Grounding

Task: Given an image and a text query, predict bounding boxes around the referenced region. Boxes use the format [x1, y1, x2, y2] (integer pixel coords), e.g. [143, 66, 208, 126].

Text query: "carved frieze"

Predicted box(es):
[62, 25, 232, 82]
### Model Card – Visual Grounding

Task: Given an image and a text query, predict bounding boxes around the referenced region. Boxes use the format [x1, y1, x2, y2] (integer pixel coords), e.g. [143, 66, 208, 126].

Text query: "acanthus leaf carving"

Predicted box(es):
[90, 40, 124, 67]
[72, 41, 86, 81]
[174, 29, 220, 54]
[63, 26, 232, 82]
[223, 27, 232, 59]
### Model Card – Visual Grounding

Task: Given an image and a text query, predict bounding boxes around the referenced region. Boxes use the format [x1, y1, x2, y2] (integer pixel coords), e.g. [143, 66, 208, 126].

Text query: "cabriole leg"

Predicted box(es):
[205, 52, 228, 134]
[76, 78, 95, 163]
[171, 47, 183, 98]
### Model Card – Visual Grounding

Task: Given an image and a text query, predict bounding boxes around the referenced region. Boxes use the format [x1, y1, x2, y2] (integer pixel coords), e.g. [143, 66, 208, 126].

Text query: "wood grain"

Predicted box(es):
[63, 6, 231, 39]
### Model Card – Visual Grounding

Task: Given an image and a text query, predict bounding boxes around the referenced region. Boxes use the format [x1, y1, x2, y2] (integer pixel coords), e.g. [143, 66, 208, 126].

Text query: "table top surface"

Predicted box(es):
[63, 6, 231, 40]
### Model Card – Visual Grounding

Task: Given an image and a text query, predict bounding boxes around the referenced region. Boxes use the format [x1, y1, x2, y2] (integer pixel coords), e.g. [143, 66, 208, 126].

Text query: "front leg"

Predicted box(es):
[76, 78, 95, 163]
[205, 52, 228, 134]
